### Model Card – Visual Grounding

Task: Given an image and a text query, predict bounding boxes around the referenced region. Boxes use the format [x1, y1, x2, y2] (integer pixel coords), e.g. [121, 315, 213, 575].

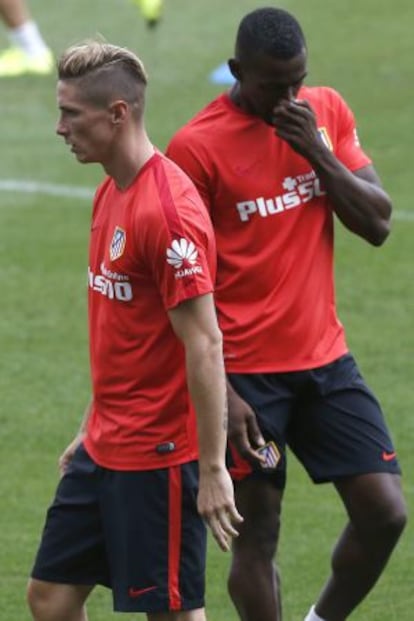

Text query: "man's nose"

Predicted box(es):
[56, 120, 66, 136]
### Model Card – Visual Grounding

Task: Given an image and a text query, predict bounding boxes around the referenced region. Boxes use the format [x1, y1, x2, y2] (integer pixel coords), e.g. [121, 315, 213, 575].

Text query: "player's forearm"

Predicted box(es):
[309, 147, 392, 245]
[186, 338, 228, 473]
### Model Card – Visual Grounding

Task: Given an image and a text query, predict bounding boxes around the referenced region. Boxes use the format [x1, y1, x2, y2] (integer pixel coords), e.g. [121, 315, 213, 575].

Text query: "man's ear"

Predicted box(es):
[228, 58, 242, 81]
[109, 100, 128, 125]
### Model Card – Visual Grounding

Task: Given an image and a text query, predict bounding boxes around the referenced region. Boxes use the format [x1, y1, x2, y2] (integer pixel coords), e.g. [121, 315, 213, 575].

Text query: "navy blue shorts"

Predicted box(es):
[31, 445, 206, 613]
[227, 353, 401, 488]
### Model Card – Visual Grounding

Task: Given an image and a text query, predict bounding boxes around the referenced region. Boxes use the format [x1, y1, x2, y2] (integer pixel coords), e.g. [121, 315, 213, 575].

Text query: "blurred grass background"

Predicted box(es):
[0, 1, 413, 619]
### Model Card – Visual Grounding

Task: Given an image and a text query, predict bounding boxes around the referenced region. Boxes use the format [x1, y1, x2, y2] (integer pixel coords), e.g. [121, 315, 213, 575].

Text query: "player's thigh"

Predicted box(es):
[227, 372, 294, 486]
[30, 444, 109, 586]
[228, 372, 293, 441]
[289, 354, 401, 482]
[334, 472, 406, 531]
[102, 461, 206, 614]
[233, 476, 283, 556]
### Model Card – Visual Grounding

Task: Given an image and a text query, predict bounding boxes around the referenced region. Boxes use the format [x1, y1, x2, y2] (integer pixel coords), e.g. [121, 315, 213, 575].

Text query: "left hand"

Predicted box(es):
[58, 432, 85, 477]
[272, 99, 322, 158]
[197, 467, 243, 552]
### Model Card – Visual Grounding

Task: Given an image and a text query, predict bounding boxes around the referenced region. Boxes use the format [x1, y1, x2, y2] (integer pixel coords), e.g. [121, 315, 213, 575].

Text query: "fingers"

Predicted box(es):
[206, 506, 244, 552]
[58, 447, 75, 476]
[246, 415, 266, 450]
[58, 454, 69, 477]
[272, 99, 315, 135]
[240, 445, 267, 467]
[273, 98, 313, 118]
[230, 410, 265, 465]
[235, 424, 266, 465]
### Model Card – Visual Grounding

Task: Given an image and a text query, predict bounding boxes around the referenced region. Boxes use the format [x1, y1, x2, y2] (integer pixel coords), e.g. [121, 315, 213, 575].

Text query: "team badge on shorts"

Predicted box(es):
[110, 226, 126, 261]
[318, 127, 333, 151]
[257, 441, 281, 470]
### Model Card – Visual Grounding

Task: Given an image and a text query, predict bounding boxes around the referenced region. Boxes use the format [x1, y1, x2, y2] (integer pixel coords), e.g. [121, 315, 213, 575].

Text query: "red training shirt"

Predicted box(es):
[166, 87, 371, 373]
[84, 152, 216, 470]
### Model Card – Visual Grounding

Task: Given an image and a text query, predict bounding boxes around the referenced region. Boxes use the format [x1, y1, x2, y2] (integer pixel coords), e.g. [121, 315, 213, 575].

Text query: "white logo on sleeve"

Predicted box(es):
[166, 237, 203, 279]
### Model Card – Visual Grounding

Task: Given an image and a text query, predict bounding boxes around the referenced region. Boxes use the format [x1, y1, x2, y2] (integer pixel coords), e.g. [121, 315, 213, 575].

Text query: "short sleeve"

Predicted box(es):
[329, 88, 372, 171]
[166, 132, 213, 213]
[137, 163, 216, 310]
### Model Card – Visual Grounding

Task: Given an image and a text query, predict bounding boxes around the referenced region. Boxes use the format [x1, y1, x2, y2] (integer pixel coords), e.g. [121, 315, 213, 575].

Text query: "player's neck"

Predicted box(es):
[229, 82, 242, 108]
[105, 132, 154, 191]
[228, 82, 252, 116]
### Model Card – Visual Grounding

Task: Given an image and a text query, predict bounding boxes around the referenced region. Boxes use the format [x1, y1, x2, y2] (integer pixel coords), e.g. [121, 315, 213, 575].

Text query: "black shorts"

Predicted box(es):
[31, 445, 206, 613]
[227, 353, 401, 488]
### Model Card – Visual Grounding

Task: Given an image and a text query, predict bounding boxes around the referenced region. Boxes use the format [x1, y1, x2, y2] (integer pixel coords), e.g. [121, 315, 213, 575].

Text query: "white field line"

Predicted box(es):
[0, 178, 413, 222]
[0, 179, 94, 201]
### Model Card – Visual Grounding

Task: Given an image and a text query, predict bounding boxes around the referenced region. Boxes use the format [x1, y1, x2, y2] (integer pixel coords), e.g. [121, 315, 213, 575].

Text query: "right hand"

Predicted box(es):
[58, 433, 84, 477]
[227, 386, 266, 466]
[198, 465, 244, 552]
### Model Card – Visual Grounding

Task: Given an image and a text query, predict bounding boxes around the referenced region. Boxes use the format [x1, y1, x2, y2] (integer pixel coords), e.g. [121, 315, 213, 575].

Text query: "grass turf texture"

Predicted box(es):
[0, 1, 413, 619]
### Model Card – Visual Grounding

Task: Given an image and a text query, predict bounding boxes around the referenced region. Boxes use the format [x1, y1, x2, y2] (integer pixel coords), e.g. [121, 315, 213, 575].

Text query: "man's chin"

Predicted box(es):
[75, 153, 93, 164]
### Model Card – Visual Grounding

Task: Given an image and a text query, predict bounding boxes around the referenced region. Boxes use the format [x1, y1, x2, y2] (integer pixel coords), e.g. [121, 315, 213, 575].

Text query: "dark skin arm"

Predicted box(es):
[272, 98, 392, 246]
[227, 379, 266, 466]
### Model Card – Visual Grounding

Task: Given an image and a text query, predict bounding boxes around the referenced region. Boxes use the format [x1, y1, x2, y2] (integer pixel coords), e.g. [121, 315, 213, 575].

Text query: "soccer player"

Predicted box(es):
[26, 40, 242, 621]
[166, 7, 407, 621]
[0, 0, 53, 77]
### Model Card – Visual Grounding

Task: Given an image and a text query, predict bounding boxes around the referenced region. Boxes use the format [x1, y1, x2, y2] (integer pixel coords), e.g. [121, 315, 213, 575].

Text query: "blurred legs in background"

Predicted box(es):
[0, 0, 53, 77]
[132, 0, 164, 28]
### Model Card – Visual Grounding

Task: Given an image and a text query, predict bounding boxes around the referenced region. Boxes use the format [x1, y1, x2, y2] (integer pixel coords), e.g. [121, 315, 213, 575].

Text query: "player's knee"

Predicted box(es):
[27, 578, 49, 619]
[380, 494, 407, 541]
[27, 578, 74, 621]
[360, 491, 408, 548]
[237, 514, 280, 560]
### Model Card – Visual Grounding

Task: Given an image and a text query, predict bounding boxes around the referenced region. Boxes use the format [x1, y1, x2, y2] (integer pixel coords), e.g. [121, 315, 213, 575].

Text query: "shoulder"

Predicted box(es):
[153, 151, 200, 192]
[301, 85, 353, 113]
[168, 94, 228, 147]
[146, 152, 209, 216]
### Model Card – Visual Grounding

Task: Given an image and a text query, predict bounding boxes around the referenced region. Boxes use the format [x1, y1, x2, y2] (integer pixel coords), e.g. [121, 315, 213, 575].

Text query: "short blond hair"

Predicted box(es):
[57, 40, 148, 110]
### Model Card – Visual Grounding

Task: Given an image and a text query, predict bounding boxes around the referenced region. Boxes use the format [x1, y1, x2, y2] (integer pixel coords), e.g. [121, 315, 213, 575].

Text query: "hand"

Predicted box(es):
[228, 387, 266, 466]
[197, 466, 244, 551]
[58, 433, 84, 476]
[271, 99, 322, 158]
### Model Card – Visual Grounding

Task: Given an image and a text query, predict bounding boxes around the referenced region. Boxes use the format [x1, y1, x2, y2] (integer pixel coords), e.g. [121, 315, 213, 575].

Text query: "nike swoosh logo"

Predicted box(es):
[382, 451, 397, 462]
[128, 585, 158, 598]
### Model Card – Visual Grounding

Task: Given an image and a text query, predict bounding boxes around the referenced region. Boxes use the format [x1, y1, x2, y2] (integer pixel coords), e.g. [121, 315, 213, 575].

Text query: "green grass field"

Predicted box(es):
[1, 1, 413, 619]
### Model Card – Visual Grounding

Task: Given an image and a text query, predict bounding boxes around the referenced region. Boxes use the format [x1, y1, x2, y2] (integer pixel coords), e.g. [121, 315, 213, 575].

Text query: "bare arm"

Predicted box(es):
[168, 293, 243, 550]
[272, 99, 392, 246]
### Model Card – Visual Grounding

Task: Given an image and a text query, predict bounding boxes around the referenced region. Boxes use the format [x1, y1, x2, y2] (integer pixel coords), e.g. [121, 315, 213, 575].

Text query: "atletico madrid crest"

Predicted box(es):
[110, 226, 126, 261]
[257, 441, 281, 470]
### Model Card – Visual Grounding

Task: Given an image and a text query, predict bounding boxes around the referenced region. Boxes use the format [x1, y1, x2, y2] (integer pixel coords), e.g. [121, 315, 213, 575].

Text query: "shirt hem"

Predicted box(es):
[224, 346, 349, 374]
[83, 440, 198, 471]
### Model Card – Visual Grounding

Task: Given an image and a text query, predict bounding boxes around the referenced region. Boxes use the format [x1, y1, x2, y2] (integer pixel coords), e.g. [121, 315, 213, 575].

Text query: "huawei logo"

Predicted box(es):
[166, 238, 198, 269]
